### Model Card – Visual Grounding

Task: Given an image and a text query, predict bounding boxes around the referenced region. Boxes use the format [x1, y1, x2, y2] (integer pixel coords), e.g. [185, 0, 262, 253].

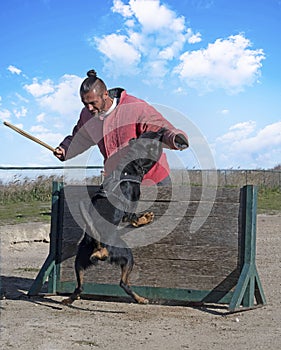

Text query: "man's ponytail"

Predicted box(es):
[80, 69, 106, 96]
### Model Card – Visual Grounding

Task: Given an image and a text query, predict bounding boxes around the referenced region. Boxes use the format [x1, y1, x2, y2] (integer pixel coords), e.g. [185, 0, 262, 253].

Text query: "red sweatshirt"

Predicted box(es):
[59, 89, 188, 185]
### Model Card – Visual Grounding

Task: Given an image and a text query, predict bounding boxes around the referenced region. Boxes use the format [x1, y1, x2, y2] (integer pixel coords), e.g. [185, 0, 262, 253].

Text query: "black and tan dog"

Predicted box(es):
[62, 128, 166, 305]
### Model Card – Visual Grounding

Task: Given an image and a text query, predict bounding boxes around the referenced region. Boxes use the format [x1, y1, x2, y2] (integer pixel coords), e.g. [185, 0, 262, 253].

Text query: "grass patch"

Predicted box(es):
[0, 175, 54, 225]
[257, 186, 281, 214]
[0, 201, 51, 225]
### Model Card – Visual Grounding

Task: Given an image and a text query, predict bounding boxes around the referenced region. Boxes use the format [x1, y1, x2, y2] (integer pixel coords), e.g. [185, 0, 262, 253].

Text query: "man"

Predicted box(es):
[54, 69, 189, 185]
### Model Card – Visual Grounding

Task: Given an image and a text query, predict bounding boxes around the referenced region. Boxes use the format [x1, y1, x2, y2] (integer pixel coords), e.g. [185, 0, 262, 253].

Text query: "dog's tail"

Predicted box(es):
[79, 201, 101, 243]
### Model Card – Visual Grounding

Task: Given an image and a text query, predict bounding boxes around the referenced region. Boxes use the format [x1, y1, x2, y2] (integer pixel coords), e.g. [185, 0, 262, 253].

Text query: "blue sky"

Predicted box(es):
[1, 0, 281, 170]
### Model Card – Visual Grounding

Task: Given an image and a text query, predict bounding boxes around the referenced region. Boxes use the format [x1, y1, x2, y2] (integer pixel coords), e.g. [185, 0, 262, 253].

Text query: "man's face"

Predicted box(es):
[81, 90, 107, 117]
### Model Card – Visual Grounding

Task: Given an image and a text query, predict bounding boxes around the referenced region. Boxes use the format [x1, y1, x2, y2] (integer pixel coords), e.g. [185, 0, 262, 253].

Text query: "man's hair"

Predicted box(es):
[80, 69, 107, 96]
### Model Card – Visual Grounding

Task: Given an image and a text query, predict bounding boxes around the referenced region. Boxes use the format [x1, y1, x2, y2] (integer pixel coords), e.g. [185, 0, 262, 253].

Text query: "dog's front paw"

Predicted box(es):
[131, 212, 154, 227]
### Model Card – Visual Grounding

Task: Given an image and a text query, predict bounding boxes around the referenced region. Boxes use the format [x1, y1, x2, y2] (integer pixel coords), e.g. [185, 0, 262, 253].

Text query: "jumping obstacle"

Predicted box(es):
[29, 181, 266, 311]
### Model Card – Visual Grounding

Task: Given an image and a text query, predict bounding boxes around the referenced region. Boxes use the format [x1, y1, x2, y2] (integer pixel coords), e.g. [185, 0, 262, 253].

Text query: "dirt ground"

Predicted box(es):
[0, 214, 280, 350]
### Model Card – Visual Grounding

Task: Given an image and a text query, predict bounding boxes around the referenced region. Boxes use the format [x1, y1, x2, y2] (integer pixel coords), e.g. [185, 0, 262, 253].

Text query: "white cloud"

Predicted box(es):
[7, 65, 22, 75]
[112, 0, 133, 17]
[216, 121, 256, 143]
[38, 74, 82, 116]
[173, 87, 188, 95]
[96, 2, 264, 94]
[30, 125, 49, 133]
[95, 0, 195, 79]
[112, 0, 185, 32]
[237, 121, 281, 152]
[174, 34, 265, 94]
[0, 108, 12, 121]
[15, 93, 29, 103]
[215, 121, 281, 168]
[142, 60, 168, 82]
[95, 33, 141, 74]
[158, 33, 186, 60]
[13, 123, 24, 129]
[186, 28, 202, 44]
[129, 0, 185, 33]
[221, 109, 229, 115]
[24, 78, 55, 97]
[36, 113, 46, 123]
[24, 74, 82, 117]
[35, 132, 65, 147]
[29, 125, 65, 149]
[13, 106, 28, 118]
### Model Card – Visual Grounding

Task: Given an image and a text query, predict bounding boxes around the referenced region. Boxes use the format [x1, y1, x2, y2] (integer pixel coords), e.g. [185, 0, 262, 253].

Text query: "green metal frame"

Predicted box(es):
[28, 182, 266, 311]
[228, 185, 266, 310]
[28, 181, 63, 295]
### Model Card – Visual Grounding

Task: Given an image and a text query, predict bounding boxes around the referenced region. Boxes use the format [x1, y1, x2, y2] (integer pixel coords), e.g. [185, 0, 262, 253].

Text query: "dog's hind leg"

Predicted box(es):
[62, 233, 95, 305]
[120, 261, 149, 304]
[61, 260, 85, 305]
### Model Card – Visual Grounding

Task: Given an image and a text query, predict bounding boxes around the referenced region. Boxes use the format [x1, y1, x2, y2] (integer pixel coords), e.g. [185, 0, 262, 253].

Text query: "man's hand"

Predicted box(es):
[53, 146, 65, 161]
[175, 134, 189, 150]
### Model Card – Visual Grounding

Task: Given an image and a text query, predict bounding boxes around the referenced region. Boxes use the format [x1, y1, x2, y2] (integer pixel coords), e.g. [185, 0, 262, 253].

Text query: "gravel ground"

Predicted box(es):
[0, 214, 280, 350]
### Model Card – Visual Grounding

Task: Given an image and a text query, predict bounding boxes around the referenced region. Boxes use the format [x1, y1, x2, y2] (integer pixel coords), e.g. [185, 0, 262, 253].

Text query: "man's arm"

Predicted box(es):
[54, 109, 94, 161]
[137, 103, 189, 151]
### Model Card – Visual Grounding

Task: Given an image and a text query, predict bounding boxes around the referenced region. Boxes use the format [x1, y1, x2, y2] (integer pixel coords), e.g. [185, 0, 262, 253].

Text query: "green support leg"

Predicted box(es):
[28, 181, 63, 296]
[28, 257, 56, 296]
[229, 185, 266, 311]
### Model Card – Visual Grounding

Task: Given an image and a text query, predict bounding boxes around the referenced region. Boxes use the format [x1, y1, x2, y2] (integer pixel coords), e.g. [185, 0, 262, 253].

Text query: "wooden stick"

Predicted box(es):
[3, 121, 56, 153]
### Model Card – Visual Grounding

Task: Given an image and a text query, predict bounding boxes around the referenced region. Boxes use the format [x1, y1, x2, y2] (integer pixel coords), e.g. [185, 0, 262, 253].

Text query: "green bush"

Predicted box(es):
[0, 175, 66, 204]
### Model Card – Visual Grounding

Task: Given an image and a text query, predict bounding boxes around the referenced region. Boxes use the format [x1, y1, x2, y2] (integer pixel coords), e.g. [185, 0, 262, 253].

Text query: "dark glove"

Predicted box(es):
[175, 134, 189, 150]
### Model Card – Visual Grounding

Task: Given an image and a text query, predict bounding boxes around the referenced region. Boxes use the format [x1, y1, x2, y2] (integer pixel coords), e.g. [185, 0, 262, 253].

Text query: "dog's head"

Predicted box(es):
[122, 127, 166, 176]
[102, 128, 166, 197]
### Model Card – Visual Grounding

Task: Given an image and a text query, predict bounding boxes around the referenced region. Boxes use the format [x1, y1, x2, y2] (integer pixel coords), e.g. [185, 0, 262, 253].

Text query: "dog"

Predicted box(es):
[62, 128, 166, 305]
